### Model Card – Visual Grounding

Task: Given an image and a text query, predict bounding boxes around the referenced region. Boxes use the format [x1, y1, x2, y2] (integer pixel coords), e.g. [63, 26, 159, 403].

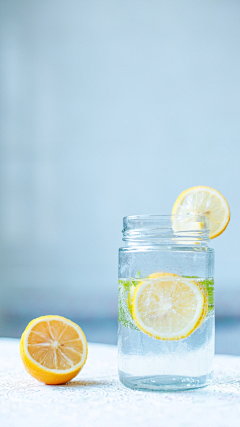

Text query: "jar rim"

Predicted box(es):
[123, 213, 207, 221]
[122, 214, 210, 244]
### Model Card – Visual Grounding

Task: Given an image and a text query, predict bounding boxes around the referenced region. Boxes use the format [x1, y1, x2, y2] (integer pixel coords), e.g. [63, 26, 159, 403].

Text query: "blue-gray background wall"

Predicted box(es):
[0, 1, 239, 330]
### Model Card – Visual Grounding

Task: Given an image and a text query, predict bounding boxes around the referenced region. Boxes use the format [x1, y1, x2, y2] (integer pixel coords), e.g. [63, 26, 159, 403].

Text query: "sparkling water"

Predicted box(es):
[118, 277, 214, 391]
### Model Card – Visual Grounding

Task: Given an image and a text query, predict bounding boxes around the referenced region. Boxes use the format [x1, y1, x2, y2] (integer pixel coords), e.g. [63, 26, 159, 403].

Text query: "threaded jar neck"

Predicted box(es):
[122, 215, 210, 246]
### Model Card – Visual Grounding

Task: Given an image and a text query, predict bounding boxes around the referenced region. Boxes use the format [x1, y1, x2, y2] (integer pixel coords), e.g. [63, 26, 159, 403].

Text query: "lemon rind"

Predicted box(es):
[127, 284, 135, 316]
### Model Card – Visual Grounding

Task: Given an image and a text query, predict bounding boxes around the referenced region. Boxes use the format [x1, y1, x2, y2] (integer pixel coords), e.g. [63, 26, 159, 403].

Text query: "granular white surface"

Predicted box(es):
[0, 338, 240, 427]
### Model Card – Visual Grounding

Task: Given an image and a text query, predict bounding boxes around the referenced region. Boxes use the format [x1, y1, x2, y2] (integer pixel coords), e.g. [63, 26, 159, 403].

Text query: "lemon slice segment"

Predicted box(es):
[172, 186, 230, 239]
[132, 275, 207, 340]
[20, 315, 88, 384]
[128, 272, 177, 317]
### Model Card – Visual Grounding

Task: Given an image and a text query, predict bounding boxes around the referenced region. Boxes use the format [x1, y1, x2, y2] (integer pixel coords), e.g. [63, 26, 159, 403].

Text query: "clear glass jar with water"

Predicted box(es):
[118, 215, 215, 391]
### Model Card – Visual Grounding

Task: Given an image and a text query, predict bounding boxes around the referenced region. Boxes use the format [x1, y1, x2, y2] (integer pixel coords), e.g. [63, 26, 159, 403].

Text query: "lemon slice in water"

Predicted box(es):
[132, 275, 207, 340]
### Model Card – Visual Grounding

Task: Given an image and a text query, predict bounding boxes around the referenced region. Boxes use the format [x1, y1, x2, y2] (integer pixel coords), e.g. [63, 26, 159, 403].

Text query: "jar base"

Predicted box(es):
[119, 370, 213, 391]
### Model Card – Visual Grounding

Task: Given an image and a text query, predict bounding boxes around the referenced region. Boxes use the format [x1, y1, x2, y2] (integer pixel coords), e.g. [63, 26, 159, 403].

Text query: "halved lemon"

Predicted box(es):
[20, 315, 88, 385]
[132, 275, 207, 340]
[172, 186, 230, 239]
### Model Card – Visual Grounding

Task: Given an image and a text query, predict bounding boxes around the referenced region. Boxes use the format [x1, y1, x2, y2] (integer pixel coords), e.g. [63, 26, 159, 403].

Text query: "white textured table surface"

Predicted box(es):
[0, 339, 240, 427]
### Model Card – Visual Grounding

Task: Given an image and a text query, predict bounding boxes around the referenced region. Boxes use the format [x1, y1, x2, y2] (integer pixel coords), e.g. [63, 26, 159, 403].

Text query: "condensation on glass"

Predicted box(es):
[118, 215, 215, 391]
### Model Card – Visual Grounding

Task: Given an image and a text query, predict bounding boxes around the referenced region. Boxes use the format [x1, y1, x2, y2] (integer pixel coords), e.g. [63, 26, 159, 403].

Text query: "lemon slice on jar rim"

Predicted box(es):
[172, 186, 230, 239]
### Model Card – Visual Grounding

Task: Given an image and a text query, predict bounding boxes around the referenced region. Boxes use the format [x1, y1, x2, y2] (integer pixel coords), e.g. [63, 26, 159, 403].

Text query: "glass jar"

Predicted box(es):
[118, 215, 215, 391]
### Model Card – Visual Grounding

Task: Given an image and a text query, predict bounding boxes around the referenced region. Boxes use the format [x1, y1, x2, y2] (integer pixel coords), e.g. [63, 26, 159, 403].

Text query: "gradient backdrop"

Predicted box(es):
[0, 0, 240, 349]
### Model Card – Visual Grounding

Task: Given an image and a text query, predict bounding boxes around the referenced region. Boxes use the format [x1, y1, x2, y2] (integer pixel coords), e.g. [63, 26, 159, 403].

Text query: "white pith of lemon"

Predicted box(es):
[132, 275, 208, 340]
[172, 186, 230, 239]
